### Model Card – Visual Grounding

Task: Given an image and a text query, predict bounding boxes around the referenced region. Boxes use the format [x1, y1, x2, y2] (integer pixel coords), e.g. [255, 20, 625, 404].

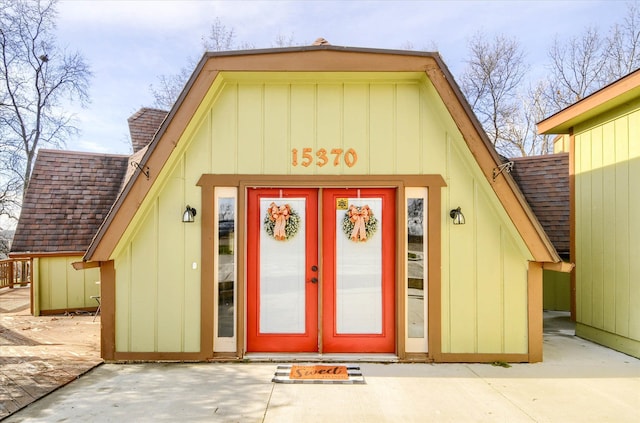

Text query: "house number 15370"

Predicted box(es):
[291, 148, 358, 168]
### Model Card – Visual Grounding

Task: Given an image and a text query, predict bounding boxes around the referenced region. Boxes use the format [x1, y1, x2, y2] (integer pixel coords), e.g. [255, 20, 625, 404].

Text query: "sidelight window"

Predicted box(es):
[214, 187, 237, 352]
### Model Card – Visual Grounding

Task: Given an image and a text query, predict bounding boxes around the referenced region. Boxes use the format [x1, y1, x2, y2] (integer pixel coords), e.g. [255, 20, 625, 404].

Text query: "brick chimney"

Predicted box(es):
[127, 108, 169, 153]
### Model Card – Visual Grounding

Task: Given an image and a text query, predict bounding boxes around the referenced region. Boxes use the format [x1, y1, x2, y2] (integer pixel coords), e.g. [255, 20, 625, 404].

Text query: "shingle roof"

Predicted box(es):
[510, 153, 570, 257]
[128, 108, 168, 153]
[10, 150, 129, 254]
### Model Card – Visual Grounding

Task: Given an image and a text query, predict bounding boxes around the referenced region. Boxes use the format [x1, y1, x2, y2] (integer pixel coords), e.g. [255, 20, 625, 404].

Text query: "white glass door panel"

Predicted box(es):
[335, 198, 383, 334]
[259, 197, 306, 333]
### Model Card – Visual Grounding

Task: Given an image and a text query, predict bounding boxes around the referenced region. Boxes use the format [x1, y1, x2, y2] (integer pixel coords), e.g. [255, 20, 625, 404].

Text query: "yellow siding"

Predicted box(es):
[442, 138, 530, 354]
[420, 83, 448, 176]
[129, 206, 157, 352]
[237, 84, 263, 174]
[543, 270, 570, 311]
[476, 190, 504, 353]
[629, 110, 640, 342]
[396, 84, 421, 174]
[553, 134, 570, 153]
[211, 85, 237, 173]
[446, 148, 477, 353]
[574, 104, 640, 357]
[614, 117, 630, 334]
[343, 84, 369, 175]
[502, 233, 528, 353]
[183, 121, 206, 351]
[316, 84, 342, 175]
[36, 256, 100, 314]
[113, 159, 202, 353]
[601, 121, 616, 332]
[112, 72, 533, 355]
[264, 84, 290, 174]
[157, 164, 186, 352]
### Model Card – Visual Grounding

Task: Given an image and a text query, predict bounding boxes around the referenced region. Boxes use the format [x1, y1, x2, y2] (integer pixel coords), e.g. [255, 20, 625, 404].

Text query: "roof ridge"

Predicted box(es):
[36, 149, 130, 158]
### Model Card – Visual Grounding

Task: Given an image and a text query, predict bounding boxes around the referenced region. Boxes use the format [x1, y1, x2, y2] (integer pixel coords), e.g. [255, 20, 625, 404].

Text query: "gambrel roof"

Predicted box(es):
[75, 45, 561, 264]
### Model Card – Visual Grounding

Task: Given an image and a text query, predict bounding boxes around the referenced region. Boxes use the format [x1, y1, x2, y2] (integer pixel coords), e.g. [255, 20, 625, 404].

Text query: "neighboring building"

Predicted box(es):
[13, 44, 572, 363]
[9, 150, 129, 315]
[538, 69, 640, 359]
[10, 108, 168, 315]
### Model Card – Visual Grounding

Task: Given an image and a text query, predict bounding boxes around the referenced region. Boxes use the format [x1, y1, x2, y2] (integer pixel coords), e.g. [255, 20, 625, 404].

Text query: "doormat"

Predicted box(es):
[272, 364, 365, 384]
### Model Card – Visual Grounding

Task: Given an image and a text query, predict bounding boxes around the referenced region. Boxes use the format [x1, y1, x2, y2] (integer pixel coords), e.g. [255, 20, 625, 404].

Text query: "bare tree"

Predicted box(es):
[201, 17, 238, 51]
[0, 229, 12, 259]
[150, 66, 192, 112]
[272, 33, 298, 48]
[460, 3, 640, 157]
[544, 27, 608, 110]
[604, 1, 640, 80]
[542, 2, 640, 113]
[460, 32, 529, 156]
[0, 0, 91, 208]
[507, 81, 557, 156]
[151, 18, 256, 110]
[524, 81, 556, 155]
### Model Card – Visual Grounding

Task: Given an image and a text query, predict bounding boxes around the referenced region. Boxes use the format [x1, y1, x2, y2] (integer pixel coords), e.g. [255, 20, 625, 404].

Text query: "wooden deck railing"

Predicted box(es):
[0, 258, 32, 289]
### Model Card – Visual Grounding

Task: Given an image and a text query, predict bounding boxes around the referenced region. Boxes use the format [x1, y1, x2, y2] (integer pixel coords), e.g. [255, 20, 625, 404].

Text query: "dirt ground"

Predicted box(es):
[0, 286, 102, 419]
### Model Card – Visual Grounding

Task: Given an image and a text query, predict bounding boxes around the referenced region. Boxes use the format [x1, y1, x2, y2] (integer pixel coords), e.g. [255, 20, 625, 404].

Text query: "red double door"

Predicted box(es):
[247, 188, 395, 353]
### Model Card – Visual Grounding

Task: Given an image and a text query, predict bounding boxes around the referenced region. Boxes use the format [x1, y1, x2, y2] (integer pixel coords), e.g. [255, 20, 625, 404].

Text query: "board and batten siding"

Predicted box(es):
[111, 73, 532, 355]
[33, 256, 100, 315]
[573, 104, 640, 357]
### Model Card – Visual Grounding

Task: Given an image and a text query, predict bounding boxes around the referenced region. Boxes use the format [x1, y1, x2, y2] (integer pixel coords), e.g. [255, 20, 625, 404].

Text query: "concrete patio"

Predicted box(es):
[1, 286, 639, 422]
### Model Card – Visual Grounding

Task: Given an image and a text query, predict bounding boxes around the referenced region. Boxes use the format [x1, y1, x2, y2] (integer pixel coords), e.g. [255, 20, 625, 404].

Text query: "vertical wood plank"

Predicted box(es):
[628, 110, 640, 339]
[237, 84, 264, 173]
[290, 84, 316, 176]
[590, 126, 604, 329]
[129, 206, 158, 352]
[370, 85, 395, 174]
[396, 84, 421, 173]
[264, 84, 290, 173]
[343, 83, 369, 175]
[614, 117, 630, 336]
[211, 85, 238, 173]
[602, 121, 616, 332]
[316, 84, 343, 175]
[528, 261, 543, 363]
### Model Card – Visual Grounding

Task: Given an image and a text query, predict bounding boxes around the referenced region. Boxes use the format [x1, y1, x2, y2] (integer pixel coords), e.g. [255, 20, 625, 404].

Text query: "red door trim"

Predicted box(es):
[246, 188, 318, 352]
[321, 188, 396, 353]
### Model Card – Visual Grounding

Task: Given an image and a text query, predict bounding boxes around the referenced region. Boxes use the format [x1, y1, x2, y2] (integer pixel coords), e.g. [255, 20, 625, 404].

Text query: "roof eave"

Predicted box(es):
[538, 68, 640, 134]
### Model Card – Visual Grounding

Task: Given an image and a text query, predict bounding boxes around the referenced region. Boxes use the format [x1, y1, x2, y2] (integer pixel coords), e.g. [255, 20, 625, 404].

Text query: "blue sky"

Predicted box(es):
[55, 0, 629, 155]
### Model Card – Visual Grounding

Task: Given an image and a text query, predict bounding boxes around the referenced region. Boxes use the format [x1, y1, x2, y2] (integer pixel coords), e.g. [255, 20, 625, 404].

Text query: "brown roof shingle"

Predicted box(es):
[510, 153, 570, 257]
[10, 150, 129, 254]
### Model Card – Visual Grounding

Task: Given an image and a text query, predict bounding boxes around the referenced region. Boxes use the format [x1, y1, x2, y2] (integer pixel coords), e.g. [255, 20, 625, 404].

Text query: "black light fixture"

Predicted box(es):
[449, 207, 465, 225]
[182, 205, 197, 223]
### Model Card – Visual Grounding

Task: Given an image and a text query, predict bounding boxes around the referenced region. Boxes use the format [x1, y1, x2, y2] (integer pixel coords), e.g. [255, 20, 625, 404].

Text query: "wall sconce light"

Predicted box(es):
[182, 205, 197, 223]
[449, 207, 465, 225]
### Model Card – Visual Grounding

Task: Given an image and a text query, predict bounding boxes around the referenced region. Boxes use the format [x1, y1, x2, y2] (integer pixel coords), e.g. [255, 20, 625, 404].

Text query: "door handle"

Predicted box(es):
[310, 277, 318, 284]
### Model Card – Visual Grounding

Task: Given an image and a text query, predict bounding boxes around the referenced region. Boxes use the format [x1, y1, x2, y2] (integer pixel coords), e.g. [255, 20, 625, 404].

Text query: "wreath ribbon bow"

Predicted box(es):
[349, 204, 371, 241]
[268, 202, 291, 241]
